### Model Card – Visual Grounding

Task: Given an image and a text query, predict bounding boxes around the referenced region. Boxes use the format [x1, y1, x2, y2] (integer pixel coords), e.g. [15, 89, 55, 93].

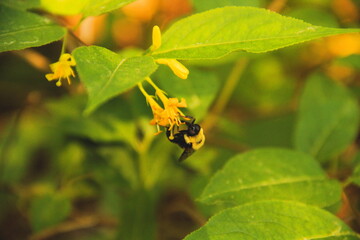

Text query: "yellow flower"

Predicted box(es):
[138, 79, 187, 134]
[46, 53, 76, 87]
[150, 25, 189, 80]
[155, 90, 187, 130]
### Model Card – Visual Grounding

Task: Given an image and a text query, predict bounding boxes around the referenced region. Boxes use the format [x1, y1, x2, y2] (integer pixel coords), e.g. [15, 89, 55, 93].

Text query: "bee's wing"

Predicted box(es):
[178, 148, 195, 162]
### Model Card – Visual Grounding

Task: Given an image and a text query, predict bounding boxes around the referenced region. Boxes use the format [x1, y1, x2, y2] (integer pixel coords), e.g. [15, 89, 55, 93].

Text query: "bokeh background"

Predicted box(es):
[1, 0, 360, 239]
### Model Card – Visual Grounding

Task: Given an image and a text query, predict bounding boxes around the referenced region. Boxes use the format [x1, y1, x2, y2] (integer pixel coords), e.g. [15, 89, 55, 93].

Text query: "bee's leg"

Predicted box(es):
[168, 124, 180, 140]
[182, 116, 196, 124]
[178, 148, 195, 162]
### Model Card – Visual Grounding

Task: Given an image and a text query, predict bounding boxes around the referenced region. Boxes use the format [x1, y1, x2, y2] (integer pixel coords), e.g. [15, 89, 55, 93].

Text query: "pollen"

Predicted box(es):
[45, 53, 76, 87]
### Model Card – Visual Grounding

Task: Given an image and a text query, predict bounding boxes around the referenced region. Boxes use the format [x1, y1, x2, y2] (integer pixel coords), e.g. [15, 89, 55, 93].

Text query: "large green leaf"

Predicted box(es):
[73, 46, 158, 114]
[192, 0, 262, 12]
[184, 200, 360, 240]
[0, 0, 40, 10]
[294, 74, 359, 162]
[40, 0, 135, 16]
[0, 4, 65, 52]
[82, 0, 135, 17]
[151, 7, 360, 60]
[40, 0, 87, 15]
[199, 148, 341, 208]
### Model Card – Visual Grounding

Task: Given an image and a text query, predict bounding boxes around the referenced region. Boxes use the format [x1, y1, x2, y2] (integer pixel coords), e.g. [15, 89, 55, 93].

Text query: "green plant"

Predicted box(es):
[1, 0, 360, 239]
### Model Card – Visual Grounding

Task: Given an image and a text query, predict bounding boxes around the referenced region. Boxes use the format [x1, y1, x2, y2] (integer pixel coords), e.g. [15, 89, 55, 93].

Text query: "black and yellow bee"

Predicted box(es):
[166, 117, 205, 161]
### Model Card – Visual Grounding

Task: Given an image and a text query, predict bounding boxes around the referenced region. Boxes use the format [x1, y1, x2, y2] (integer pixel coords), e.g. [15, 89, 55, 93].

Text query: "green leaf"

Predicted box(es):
[0, 4, 66, 52]
[82, 0, 135, 17]
[0, 114, 50, 184]
[294, 74, 359, 162]
[154, 66, 220, 120]
[0, 0, 40, 10]
[117, 191, 157, 240]
[151, 7, 360, 60]
[40, 0, 87, 15]
[40, 0, 135, 16]
[192, 0, 262, 12]
[221, 114, 295, 148]
[46, 96, 138, 147]
[30, 193, 71, 232]
[184, 200, 360, 240]
[199, 148, 341, 208]
[99, 147, 138, 189]
[73, 46, 158, 114]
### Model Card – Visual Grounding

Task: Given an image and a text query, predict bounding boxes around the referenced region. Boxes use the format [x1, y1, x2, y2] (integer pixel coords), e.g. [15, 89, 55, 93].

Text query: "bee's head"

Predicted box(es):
[187, 124, 201, 136]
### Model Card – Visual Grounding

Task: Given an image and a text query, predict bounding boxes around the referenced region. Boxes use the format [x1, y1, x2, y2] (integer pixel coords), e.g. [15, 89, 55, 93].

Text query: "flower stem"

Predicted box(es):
[136, 120, 156, 189]
[137, 82, 148, 98]
[145, 77, 160, 92]
[60, 31, 68, 55]
[202, 58, 248, 130]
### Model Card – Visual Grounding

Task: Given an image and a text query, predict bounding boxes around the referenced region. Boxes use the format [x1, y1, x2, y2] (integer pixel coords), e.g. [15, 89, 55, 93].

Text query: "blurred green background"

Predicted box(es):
[1, 0, 360, 239]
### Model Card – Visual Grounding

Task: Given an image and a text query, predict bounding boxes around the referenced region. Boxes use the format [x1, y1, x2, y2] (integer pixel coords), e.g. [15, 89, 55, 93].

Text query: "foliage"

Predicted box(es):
[1, 0, 360, 239]
[185, 200, 359, 240]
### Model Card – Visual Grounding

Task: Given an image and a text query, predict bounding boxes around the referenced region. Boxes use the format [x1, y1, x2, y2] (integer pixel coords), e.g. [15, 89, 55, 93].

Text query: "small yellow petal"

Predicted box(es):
[45, 73, 55, 81]
[151, 25, 162, 51]
[177, 98, 187, 108]
[153, 130, 163, 136]
[168, 59, 189, 79]
[156, 89, 169, 105]
[147, 95, 163, 110]
[155, 59, 189, 79]
[155, 59, 168, 65]
[59, 53, 71, 61]
[49, 62, 59, 72]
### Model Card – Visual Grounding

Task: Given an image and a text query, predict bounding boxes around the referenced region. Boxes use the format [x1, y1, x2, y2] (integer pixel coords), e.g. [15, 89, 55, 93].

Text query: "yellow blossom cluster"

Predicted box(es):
[45, 53, 76, 87]
[138, 78, 187, 134]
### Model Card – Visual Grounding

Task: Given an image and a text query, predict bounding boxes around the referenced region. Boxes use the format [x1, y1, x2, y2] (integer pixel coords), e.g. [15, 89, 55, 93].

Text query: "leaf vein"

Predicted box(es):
[309, 104, 351, 157]
[152, 29, 347, 56]
[203, 176, 328, 200]
[94, 58, 126, 100]
[0, 25, 58, 36]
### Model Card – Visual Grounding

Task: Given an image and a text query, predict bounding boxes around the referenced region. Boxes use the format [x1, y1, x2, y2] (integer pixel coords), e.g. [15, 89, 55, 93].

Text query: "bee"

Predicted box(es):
[166, 117, 205, 162]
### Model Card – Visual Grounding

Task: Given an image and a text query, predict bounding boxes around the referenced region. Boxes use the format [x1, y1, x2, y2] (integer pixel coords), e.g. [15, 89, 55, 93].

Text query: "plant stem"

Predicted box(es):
[138, 133, 154, 189]
[202, 58, 248, 130]
[0, 113, 20, 185]
[145, 77, 161, 92]
[133, 116, 157, 189]
[60, 31, 68, 55]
